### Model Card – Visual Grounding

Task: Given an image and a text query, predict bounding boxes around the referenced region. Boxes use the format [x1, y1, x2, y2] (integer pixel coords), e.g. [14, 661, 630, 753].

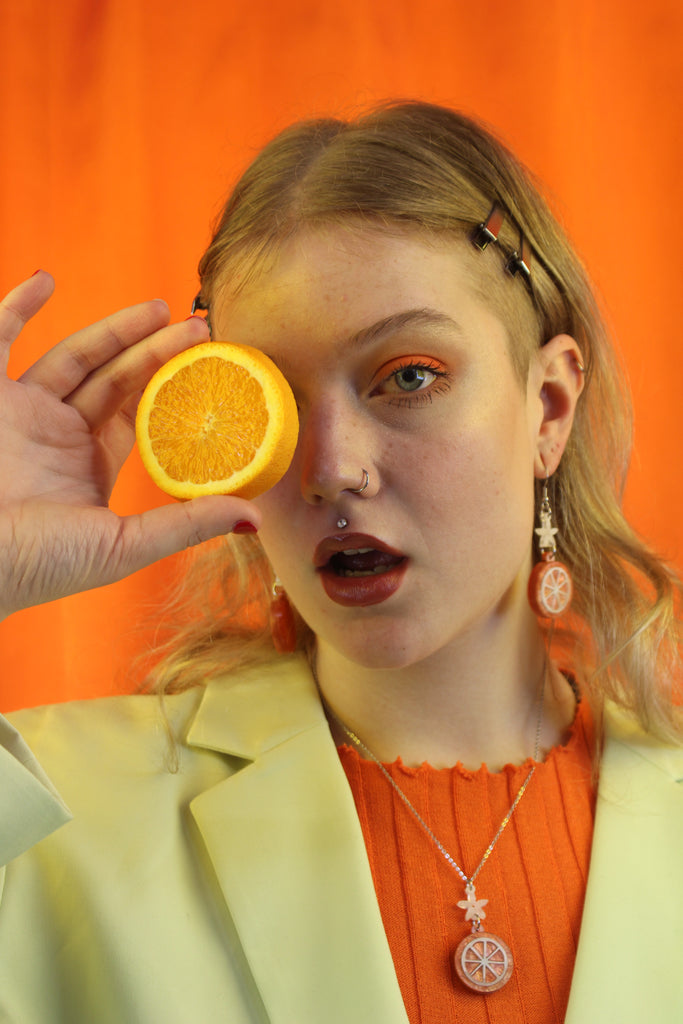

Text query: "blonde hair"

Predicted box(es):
[150, 101, 682, 741]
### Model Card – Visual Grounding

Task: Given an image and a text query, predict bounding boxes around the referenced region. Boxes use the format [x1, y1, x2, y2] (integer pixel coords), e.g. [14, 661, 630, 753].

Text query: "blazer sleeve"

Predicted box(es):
[0, 714, 72, 866]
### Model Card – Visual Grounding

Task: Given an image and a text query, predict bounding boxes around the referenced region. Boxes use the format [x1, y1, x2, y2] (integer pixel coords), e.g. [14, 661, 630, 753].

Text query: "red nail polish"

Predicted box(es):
[184, 314, 206, 322]
[31, 269, 42, 276]
[233, 521, 258, 534]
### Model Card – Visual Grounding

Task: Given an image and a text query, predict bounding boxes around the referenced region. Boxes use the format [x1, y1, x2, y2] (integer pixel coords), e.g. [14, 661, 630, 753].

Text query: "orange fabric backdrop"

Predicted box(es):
[1, 0, 682, 710]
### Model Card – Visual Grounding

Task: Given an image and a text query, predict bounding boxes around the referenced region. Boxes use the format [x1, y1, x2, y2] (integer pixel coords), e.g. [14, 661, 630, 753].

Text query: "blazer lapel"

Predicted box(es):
[186, 656, 408, 1024]
[186, 661, 683, 1020]
[566, 705, 683, 1021]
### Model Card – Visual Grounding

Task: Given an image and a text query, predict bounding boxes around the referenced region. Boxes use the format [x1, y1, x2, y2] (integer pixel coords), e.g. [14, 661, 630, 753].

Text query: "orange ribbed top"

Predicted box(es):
[338, 697, 596, 1023]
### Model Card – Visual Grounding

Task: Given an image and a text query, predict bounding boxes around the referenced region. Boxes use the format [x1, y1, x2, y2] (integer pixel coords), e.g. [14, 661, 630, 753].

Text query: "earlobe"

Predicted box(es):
[532, 334, 585, 477]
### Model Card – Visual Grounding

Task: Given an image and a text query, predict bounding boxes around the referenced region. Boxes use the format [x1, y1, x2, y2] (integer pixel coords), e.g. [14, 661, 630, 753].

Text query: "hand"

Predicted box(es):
[0, 272, 261, 620]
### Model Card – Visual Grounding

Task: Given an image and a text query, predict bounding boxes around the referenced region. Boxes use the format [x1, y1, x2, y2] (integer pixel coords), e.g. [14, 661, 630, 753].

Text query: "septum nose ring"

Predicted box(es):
[347, 469, 369, 494]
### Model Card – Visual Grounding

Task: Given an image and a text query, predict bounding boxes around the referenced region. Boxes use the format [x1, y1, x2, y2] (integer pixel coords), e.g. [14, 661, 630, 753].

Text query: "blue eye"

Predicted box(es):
[369, 355, 451, 407]
[393, 366, 434, 391]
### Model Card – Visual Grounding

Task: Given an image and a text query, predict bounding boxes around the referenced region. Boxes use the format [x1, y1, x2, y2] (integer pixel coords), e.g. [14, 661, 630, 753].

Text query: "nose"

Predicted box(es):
[297, 397, 375, 506]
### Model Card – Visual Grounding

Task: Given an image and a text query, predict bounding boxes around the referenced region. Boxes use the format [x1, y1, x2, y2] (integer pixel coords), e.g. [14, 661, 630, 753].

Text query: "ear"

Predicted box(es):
[528, 334, 585, 478]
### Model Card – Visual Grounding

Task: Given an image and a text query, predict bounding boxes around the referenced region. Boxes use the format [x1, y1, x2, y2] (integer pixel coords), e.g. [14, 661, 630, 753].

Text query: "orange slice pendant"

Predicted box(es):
[454, 931, 514, 993]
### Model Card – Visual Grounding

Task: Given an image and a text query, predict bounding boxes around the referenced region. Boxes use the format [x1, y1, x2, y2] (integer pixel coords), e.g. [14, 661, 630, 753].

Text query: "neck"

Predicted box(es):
[313, 619, 576, 771]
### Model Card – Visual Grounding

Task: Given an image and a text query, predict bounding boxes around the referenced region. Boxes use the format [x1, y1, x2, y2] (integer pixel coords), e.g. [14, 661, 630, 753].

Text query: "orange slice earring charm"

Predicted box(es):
[528, 552, 573, 618]
[528, 476, 573, 618]
[270, 582, 297, 654]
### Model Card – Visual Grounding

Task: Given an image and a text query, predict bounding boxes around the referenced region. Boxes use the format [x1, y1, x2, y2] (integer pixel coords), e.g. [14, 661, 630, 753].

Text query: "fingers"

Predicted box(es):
[0, 271, 56, 373]
[64, 315, 210, 431]
[113, 496, 262, 579]
[20, 297, 175, 398]
[0, 497, 261, 619]
[4, 269, 210, 433]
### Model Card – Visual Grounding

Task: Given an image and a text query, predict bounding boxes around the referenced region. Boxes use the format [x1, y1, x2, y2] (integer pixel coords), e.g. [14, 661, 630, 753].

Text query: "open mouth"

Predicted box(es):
[314, 533, 408, 606]
[327, 548, 405, 578]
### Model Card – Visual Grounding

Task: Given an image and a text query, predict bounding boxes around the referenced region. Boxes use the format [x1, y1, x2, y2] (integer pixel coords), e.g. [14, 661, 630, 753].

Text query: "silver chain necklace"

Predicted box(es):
[323, 665, 546, 995]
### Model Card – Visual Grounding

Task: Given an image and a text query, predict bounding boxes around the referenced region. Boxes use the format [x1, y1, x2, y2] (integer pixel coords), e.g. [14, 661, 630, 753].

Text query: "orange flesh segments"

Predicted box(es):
[135, 341, 298, 500]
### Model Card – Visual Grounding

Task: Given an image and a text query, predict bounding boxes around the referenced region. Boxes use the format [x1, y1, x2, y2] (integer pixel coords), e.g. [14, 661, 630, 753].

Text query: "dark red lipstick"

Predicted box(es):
[314, 533, 407, 607]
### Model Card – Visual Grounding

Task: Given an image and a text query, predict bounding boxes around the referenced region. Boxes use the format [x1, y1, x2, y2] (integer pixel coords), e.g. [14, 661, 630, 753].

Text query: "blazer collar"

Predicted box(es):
[186, 655, 409, 1024]
[186, 653, 323, 760]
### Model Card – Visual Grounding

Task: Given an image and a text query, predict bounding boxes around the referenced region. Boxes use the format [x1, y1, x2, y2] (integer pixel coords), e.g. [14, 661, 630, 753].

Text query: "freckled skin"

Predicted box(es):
[214, 225, 584, 768]
[213, 226, 549, 672]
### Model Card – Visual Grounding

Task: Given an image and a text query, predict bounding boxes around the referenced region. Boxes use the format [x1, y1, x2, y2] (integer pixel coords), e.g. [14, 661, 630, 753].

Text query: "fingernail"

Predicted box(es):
[232, 521, 258, 534]
[31, 269, 42, 276]
[184, 314, 206, 323]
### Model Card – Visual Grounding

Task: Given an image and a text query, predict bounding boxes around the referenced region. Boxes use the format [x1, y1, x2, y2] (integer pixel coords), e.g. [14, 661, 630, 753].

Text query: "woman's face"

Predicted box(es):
[213, 226, 547, 669]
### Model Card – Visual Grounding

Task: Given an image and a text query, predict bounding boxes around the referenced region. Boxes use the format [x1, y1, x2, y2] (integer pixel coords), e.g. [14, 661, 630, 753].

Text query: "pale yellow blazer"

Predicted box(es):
[1, 655, 682, 1022]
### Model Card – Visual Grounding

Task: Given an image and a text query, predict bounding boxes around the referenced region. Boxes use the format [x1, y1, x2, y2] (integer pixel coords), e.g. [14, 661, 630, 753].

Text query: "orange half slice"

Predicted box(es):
[136, 341, 298, 500]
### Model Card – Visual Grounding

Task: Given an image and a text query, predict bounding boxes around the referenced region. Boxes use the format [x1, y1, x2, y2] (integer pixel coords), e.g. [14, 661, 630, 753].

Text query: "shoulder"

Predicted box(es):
[602, 702, 683, 780]
[7, 688, 204, 774]
[598, 702, 683, 825]
[5, 653, 318, 781]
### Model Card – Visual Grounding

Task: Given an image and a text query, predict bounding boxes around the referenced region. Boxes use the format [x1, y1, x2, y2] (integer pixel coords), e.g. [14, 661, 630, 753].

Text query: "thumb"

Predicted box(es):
[116, 496, 261, 575]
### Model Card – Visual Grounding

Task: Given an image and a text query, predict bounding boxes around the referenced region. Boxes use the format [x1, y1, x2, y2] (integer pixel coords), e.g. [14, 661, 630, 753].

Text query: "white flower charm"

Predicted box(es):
[457, 883, 488, 924]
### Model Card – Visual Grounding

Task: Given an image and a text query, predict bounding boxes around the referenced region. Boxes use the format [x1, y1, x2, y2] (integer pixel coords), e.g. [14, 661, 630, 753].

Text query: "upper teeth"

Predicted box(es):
[341, 548, 374, 555]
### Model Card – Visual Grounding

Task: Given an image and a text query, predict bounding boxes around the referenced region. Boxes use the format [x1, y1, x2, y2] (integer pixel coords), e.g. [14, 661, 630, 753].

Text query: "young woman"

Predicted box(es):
[1, 102, 681, 1023]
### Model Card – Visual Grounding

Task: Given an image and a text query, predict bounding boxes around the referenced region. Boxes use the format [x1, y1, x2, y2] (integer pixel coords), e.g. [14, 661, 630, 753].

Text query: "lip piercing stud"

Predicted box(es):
[337, 518, 348, 529]
[348, 469, 369, 494]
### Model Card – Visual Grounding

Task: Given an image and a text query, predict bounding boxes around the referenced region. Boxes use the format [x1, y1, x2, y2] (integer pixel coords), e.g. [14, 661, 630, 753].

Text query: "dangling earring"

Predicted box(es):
[270, 578, 297, 654]
[527, 474, 573, 618]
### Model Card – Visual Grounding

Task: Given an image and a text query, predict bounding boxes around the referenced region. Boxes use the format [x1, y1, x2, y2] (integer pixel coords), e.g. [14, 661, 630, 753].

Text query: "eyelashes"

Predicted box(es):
[370, 356, 451, 407]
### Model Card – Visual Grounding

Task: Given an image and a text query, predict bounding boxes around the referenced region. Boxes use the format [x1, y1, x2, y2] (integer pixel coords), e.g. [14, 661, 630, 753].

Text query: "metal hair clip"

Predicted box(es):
[505, 233, 532, 287]
[191, 292, 208, 315]
[471, 203, 505, 251]
[472, 202, 534, 294]
[190, 292, 213, 337]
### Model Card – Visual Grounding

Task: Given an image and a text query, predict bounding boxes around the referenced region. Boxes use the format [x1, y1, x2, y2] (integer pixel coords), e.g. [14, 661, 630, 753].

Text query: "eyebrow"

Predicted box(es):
[348, 308, 461, 349]
[266, 307, 462, 379]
